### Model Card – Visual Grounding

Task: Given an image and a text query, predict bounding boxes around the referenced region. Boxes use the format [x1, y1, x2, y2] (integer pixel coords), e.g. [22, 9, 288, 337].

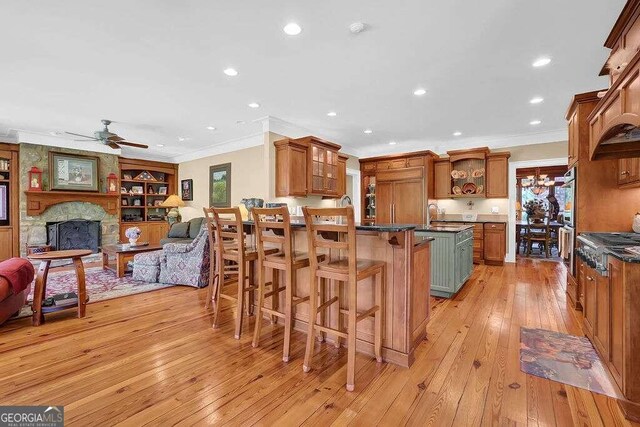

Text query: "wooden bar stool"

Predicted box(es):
[203, 207, 233, 311]
[251, 207, 325, 362]
[302, 205, 385, 392]
[211, 207, 277, 339]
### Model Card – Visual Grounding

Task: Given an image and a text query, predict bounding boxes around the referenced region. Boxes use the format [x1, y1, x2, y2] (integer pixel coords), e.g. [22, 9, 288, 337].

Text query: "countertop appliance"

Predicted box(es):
[576, 232, 640, 276]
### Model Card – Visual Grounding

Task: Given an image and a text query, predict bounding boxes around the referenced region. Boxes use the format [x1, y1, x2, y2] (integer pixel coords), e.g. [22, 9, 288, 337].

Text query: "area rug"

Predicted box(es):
[26, 267, 174, 304]
[520, 327, 622, 399]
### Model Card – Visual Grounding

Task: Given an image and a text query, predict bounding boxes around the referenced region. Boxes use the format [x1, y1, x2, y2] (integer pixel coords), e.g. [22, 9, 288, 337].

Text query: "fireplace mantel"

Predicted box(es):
[25, 191, 119, 216]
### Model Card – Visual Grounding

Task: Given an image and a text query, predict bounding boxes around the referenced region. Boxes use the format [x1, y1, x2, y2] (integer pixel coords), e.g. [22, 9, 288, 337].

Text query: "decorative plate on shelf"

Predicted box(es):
[451, 170, 460, 179]
[452, 186, 462, 195]
[476, 185, 484, 194]
[472, 168, 485, 178]
[457, 170, 468, 179]
[462, 182, 477, 194]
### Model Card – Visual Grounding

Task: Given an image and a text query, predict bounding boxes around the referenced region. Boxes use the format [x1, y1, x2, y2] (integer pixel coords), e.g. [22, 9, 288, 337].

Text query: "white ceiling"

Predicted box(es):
[0, 0, 625, 160]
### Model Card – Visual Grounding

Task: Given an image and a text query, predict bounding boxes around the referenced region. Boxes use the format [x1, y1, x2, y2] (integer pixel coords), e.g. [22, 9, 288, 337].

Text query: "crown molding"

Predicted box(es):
[170, 132, 264, 163]
[357, 129, 568, 158]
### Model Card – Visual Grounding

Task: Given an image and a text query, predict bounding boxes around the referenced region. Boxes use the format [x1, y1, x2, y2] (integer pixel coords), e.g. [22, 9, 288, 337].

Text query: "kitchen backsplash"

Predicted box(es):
[432, 198, 510, 215]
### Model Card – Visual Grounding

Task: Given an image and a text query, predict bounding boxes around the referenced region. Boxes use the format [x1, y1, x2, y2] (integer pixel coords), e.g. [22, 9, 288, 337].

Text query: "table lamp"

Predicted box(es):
[160, 194, 185, 226]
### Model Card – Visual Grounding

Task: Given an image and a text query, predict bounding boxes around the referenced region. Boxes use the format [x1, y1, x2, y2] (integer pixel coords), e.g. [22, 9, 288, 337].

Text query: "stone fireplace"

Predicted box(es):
[47, 219, 102, 253]
[19, 143, 120, 257]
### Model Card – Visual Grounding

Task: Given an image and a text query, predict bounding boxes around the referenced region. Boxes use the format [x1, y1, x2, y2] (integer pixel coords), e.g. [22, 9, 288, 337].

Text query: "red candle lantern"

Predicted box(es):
[28, 166, 43, 191]
[106, 172, 118, 194]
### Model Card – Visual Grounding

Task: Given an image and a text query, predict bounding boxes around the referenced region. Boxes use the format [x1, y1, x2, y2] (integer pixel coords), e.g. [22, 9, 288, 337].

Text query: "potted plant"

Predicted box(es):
[125, 226, 142, 245]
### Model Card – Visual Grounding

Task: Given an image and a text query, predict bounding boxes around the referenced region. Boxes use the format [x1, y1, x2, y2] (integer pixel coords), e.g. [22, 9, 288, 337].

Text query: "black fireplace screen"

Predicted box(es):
[46, 219, 101, 253]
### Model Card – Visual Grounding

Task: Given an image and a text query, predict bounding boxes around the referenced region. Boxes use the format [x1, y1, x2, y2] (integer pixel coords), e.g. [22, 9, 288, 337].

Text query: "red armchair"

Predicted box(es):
[0, 258, 34, 325]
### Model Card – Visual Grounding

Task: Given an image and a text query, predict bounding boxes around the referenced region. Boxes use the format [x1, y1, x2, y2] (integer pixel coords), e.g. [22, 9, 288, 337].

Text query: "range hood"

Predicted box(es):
[592, 122, 640, 160]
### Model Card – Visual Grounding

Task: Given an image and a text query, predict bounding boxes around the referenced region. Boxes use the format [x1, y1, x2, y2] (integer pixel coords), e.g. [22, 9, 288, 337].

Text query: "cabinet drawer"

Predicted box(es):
[485, 222, 505, 231]
[378, 159, 407, 170]
[407, 156, 424, 167]
[362, 162, 376, 172]
[456, 229, 474, 244]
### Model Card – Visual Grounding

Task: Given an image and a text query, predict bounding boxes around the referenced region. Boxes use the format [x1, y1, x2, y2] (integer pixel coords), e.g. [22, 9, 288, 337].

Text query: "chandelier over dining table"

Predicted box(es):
[521, 168, 556, 195]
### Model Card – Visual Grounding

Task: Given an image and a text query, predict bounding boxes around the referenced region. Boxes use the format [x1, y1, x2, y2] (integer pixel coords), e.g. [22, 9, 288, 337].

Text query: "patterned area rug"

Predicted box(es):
[26, 267, 174, 304]
[520, 327, 622, 399]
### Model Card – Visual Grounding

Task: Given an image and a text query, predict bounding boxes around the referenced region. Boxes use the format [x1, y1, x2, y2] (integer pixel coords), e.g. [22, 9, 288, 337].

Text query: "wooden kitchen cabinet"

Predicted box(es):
[483, 223, 506, 265]
[432, 147, 510, 200]
[608, 257, 624, 387]
[485, 153, 510, 198]
[582, 265, 597, 339]
[375, 179, 424, 224]
[433, 159, 451, 199]
[275, 138, 307, 197]
[360, 150, 436, 225]
[618, 157, 640, 187]
[567, 112, 580, 169]
[274, 136, 346, 198]
[336, 154, 348, 196]
[594, 272, 610, 360]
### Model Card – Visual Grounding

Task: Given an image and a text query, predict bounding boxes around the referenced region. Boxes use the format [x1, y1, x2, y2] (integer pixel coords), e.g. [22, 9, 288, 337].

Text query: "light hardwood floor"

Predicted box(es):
[0, 259, 637, 426]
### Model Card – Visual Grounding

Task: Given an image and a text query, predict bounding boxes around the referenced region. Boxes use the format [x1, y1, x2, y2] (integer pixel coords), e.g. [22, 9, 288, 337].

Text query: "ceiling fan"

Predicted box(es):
[65, 119, 148, 150]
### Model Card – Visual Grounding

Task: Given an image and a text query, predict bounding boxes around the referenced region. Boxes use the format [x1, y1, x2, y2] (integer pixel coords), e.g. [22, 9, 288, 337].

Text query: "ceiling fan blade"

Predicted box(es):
[107, 135, 124, 142]
[107, 141, 121, 149]
[117, 140, 148, 149]
[65, 131, 98, 140]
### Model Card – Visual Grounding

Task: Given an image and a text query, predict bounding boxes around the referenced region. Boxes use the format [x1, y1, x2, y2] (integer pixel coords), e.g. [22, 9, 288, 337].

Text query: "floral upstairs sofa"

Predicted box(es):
[133, 223, 210, 288]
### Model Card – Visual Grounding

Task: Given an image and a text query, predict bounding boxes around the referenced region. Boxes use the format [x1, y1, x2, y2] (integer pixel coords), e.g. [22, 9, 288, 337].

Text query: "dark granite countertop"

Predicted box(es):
[414, 224, 475, 233]
[242, 220, 416, 232]
[430, 217, 507, 224]
[605, 247, 640, 263]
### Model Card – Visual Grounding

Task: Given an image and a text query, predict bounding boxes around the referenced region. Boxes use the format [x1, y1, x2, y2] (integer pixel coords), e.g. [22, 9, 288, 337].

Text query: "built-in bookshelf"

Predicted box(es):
[118, 158, 178, 245]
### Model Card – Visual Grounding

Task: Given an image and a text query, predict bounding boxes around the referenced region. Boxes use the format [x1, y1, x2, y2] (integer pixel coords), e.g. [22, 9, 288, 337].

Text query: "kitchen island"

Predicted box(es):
[243, 221, 432, 367]
[415, 224, 475, 297]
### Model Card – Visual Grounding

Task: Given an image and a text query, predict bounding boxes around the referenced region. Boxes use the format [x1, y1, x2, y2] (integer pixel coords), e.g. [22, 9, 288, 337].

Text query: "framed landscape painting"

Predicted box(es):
[209, 163, 231, 207]
[49, 152, 99, 192]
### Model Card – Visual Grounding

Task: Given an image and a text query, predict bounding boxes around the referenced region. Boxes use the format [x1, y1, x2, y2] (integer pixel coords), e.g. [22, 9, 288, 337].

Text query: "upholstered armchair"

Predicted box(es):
[158, 224, 210, 288]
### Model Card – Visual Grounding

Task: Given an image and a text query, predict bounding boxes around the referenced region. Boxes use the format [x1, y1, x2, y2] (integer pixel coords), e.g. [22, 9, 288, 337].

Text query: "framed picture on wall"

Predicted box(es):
[181, 179, 193, 201]
[49, 152, 99, 192]
[209, 163, 231, 207]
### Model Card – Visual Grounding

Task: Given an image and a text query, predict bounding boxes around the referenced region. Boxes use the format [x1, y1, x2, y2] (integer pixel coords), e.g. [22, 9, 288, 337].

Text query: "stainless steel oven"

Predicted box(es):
[563, 168, 576, 227]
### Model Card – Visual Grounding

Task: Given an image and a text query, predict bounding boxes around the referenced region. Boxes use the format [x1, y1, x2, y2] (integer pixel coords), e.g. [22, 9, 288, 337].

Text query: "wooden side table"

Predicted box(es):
[27, 249, 93, 326]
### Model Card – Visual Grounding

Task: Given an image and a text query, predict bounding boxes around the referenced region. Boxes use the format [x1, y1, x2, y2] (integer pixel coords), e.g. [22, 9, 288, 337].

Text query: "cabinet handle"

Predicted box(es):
[587, 276, 594, 282]
[491, 225, 496, 228]
[621, 170, 629, 175]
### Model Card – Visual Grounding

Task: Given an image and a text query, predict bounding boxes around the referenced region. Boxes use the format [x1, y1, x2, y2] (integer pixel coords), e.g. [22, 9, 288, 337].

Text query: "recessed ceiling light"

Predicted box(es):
[223, 68, 238, 76]
[178, 137, 186, 142]
[364, 129, 373, 134]
[530, 97, 544, 104]
[453, 131, 462, 136]
[206, 126, 216, 130]
[248, 102, 260, 108]
[283, 22, 302, 36]
[156, 144, 165, 147]
[530, 120, 542, 125]
[532, 57, 551, 67]
[413, 88, 426, 96]
[327, 111, 337, 117]
[389, 141, 397, 145]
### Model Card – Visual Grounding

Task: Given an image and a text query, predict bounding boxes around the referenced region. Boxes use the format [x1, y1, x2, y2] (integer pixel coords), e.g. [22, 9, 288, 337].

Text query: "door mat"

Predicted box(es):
[520, 327, 622, 399]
